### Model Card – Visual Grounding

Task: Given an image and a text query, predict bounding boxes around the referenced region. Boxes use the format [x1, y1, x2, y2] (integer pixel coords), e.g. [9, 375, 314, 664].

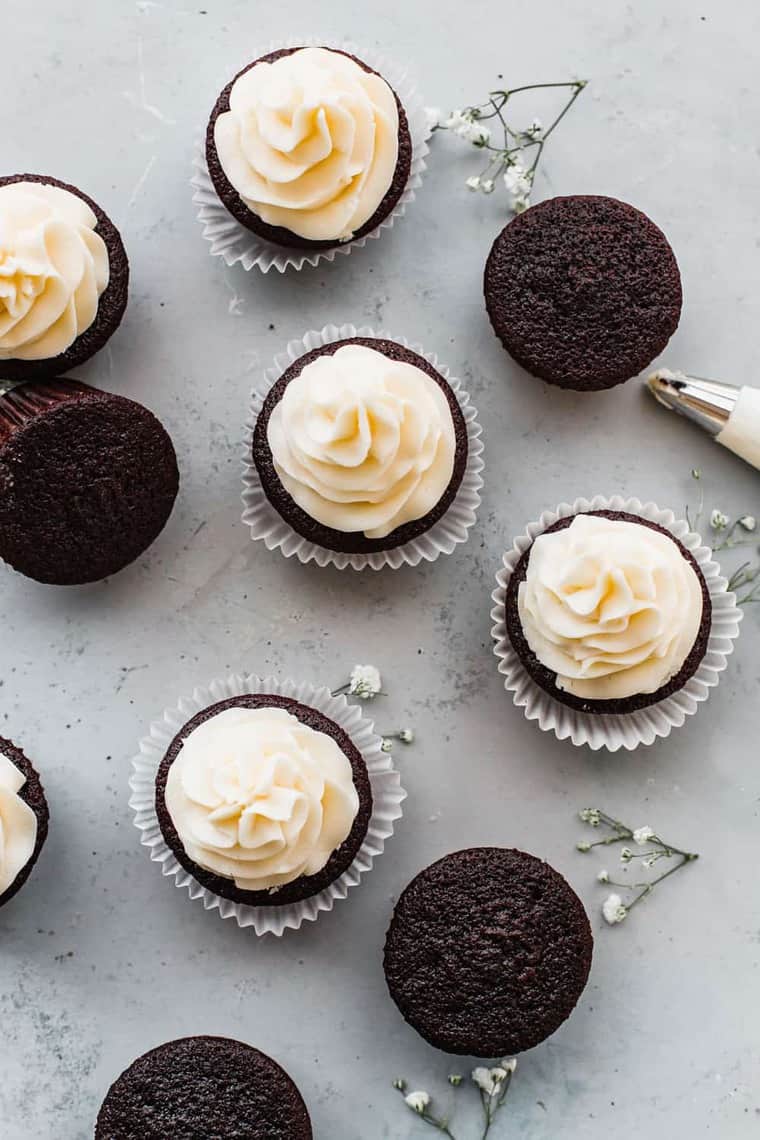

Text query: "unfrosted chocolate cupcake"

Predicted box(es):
[0, 379, 178, 585]
[95, 1036, 313, 1140]
[505, 510, 711, 715]
[206, 46, 412, 250]
[155, 693, 372, 907]
[0, 736, 49, 908]
[252, 337, 468, 555]
[384, 848, 593, 1057]
[484, 195, 682, 391]
[0, 174, 128, 383]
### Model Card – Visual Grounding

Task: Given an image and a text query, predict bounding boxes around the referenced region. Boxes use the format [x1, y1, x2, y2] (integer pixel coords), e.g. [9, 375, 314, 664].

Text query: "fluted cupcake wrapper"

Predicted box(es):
[490, 495, 743, 752]
[240, 323, 484, 570]
[128, 674, 406, 936]
[191, 38, 430, 273]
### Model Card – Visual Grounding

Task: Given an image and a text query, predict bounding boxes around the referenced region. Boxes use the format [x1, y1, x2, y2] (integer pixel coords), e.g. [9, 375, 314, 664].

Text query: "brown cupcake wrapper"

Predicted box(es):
[0, 379, 93, 443]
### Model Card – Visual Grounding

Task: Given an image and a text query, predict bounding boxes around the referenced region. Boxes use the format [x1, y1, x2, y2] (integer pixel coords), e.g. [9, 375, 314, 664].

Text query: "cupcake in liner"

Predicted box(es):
[491, 495, 742, 751]
[191, 38, 430, 273]
[129, 673, 406, 935]
[0, 378, 178, 586]
[241, 323, 484, 570]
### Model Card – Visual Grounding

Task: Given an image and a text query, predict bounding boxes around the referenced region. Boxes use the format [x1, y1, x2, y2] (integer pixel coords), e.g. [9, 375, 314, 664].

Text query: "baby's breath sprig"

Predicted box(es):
[332, 665, 415, 750]
[426, 79, 587, 214]
[576, 809, 698, 926]
[686, 468, 760, 603]
[394, 1062, 517, 1139]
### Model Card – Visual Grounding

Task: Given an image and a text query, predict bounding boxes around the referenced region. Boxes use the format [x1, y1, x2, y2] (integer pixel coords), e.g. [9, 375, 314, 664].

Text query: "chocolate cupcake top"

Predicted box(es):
[513, 512, 707, 706]
[0, 175, 128, 382]
[161, 699, 361, 897]
[95, 1036, 313, 1140]
[0, 736, 49, 907]
[484, 195, 682, 391]
[384, 848, 593, 1057]
[212, 47, 401, 244]
[0, 380, 179, 585]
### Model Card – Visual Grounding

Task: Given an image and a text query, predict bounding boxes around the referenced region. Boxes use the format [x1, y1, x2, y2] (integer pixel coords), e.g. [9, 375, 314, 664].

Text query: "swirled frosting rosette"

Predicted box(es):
[0, 174, 128, 381]
[192, 39, 430, 272]
[491, 496, 742, 751]
[242, 324, 484, 570]
[129, 674, 405, 935]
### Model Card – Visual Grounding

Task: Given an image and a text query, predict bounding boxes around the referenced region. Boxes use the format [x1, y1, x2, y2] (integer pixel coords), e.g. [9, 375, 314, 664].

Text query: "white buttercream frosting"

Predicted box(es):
[0, 750, 38, 896]
[164, 705, 360, 892]
[267, 343, 457, 539]
[518, 514, 704, 700]
[213, 47, 400, 242]
[0, 181, 109, 361]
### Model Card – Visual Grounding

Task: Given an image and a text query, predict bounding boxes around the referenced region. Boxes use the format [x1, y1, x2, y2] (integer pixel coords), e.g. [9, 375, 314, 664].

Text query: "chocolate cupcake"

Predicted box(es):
[504, 510, 711, 715]
[0, 379, 179, 585]
[0, 174, 128, 383]
[484, 195, 682, 391]
[384, 848, 593, 1057]
[0, 736, 49, 908]
[206, 46, 412, 250]
[95, 1036, 313, 1140]
[251, 336, 469, 556]
[154, 693, 373, 908]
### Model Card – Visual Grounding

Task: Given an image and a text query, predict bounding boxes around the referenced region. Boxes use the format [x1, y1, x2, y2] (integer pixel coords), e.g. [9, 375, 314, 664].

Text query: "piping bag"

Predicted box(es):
[647, 369, 760, 471]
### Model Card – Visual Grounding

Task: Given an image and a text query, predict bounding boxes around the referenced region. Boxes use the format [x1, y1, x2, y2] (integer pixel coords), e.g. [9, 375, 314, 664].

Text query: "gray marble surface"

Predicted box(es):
[3, 1, 760, 1136]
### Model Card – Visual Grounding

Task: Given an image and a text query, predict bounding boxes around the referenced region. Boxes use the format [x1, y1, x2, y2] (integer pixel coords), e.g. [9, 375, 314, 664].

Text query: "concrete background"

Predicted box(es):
[2, 0, 759, 1136]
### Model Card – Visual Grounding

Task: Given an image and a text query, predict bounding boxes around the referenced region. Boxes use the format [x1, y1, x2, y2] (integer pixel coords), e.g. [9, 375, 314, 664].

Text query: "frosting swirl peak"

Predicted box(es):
[267, 343, 457, 538]
[518, 514, 704, 700]
[0, 181, 109, 361]
[164, 705, 359, 892]
[214, 47, 400, 242]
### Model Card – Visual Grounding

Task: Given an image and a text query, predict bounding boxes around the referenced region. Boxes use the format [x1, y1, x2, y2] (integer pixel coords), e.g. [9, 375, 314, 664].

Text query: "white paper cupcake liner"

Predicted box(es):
[191, 38, 430, 273]
[241, 323, 484, 570]
[490, 495, 743, 752]
[128, 674, 406, 935]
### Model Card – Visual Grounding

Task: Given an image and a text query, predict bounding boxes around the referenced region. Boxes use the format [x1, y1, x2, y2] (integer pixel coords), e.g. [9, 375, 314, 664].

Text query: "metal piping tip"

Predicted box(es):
[646, 368, 739, 437]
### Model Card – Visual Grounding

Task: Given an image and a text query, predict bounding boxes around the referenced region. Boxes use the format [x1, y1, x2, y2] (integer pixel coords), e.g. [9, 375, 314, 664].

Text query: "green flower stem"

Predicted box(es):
[624, 852, 698, 913]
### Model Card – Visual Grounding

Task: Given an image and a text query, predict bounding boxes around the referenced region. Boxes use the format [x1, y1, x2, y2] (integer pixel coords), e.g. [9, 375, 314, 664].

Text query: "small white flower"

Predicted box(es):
[522, 117, 543, 139]
[597, 869, 610, 883]
[579, 808, 601, 826]
[471, 123, 491, 146]
[602, 893, 628, 925]
[642, 856, 658, 869]
[465, 175, 481, 191]
[576, 841, 591, 853]
[349, 664, 382, 699]
[399, 728, 415, 744]
[513, 195, 531, 214]
[448, 1074, 463, 1087]
[404, 1091, 430, 1114]
[633, 825, 655, 846]
[738, 515, 756, 532]
[620, 846, 634, 862]
[424, 106, 443, 131]
[392, 1078, 407, 1092]
[710, 509, 729, 531]
[691, 467, 702, 480]
[504, 161, 533, 198]
[472, 1067, 500, 1095]
[381, 738, 394, 753]
[501, 1058, 517, 1074]
[481, 178, 495, 194]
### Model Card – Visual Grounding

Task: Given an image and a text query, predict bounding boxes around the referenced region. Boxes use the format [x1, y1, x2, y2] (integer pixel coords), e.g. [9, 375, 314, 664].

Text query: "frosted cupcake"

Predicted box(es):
[0, 736, 49, 907]
[250, 336, 469, 557]
[504, 510, 711, 715]
[154, 694, 372, 907]
[0, 174, 128, 382]
[205, 46, 412, 251]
